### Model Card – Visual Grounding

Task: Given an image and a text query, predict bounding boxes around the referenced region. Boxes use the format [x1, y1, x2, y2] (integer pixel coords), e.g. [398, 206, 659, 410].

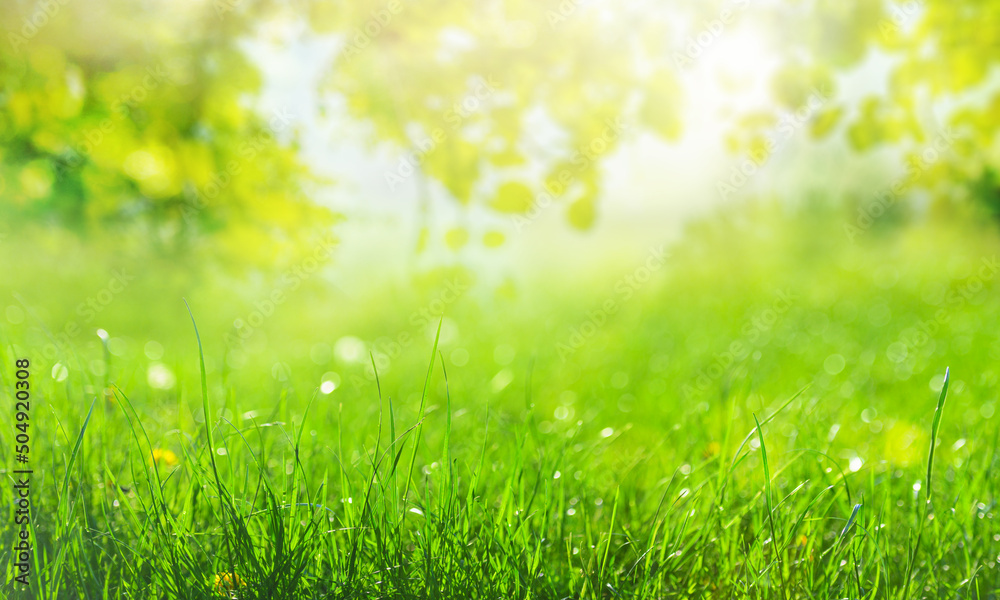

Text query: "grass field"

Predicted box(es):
[2, 203, 1000, 599]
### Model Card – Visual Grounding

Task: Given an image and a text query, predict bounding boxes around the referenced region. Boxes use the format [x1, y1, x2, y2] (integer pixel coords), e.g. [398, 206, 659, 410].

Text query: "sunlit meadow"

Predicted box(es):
[2, 0, 1000, 598]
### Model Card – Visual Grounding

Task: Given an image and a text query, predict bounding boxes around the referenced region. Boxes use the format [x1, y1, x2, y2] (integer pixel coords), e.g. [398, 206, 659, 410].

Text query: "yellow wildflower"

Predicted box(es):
[703, 441, 721, 459]
[150, 448, 178, 468]
[213, 572, 245, 596]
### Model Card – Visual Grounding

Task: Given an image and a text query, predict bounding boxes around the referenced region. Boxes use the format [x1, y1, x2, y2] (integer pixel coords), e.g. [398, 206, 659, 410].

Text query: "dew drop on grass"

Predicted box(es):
[52, 362, 69, 382]
[334, 336, 365, 363]
[610, 371, 629, 388]
[147, 363, 175, 389]
[5, 305, 25, 324]
[600, 427, 614, 438]
[824, 354, 846, 375]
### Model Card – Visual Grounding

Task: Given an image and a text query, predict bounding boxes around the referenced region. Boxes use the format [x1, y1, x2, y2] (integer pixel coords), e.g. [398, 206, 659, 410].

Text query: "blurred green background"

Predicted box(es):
[2, 0, 1000, 597]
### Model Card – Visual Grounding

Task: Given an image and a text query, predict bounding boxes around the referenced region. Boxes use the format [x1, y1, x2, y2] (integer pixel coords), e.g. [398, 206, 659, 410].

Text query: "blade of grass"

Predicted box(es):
[900, 367, 950, 600]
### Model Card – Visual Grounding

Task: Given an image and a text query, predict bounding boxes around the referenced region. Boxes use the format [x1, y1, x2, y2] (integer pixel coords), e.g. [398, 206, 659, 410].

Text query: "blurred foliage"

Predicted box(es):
[0, 0, 337, 268]
[319, 0, 684, 236]
[758, 0, 1000, 211]
[4, 0, 1000, 258]
[319, 0, 1000, 240]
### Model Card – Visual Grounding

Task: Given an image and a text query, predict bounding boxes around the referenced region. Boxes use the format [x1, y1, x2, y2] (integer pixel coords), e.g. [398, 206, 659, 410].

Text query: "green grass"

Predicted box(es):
[1, 203, 1000, 598]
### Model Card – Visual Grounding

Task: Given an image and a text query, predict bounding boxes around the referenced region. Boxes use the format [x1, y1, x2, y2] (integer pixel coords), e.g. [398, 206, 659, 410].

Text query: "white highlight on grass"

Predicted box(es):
[147, 363, 176, 390]
[491, 368, 514, 393]
[334, 336, 366, 363]
[52, 362, 69, 382]
[321, 371, 341, 394]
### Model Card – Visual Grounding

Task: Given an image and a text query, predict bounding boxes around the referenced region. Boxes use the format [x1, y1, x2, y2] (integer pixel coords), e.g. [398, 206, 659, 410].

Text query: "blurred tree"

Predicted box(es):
[0, 0, 337, 268]
[318, 0, 1000, 244]
[749, 0, 1000, 213]
[5, 0, 1000, 259]
[315, 0, 686, 241]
